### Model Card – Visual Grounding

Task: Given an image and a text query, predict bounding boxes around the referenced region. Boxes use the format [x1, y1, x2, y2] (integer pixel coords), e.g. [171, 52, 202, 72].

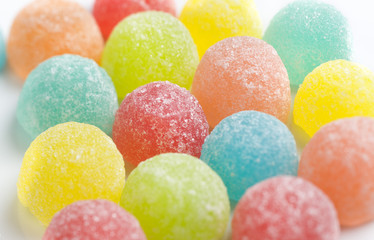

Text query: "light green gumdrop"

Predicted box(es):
[120, 153, 230, 240]
[263, 0, 352, 88]
[17, 54, 118, 139]
[101, 11, 199, 101]
[0, 30, 5, 70]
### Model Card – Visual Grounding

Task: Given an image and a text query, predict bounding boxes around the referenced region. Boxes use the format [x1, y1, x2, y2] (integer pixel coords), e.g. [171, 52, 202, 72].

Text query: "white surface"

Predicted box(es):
[1, 0, 374, 239]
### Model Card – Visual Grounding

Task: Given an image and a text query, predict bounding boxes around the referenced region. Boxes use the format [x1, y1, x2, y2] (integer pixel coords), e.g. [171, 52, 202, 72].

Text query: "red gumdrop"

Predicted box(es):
[43, 199, 146, 240]
[232, 176, 340, 240]
[113, 81, 209, 166]
[93, 0, 177, 40]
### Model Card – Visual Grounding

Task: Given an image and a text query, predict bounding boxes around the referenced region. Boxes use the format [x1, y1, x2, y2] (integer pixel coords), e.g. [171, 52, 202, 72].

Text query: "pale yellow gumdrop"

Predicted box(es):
[17, 122, 125, 225]
[180, 0, 262, 58]
[294, 60, 374, 137]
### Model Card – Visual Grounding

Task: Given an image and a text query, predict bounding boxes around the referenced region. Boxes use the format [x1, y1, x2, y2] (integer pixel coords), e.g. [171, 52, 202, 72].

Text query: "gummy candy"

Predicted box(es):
[17, 122, 125, 225]
[120, 153, 230, 240]
[0, 30, 5, 70]
[17, 54, 118, 139]
[113, 81, 209, 166]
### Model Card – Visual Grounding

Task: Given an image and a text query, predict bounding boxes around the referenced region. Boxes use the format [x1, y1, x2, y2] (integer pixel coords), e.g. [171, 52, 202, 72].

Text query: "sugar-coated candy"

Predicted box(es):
[299, 117, 374, 226]
[43, 200, 146, 240]
[101, 11, 198, 101]
[17, 122, 125, 225]
[232, 176, 340, 240]
[192, 36, 291, 130]
[180, 0, 262, 58]
[93, 0, 177, 40]
[201, 111, 298, 202]
[120, 153, 230, 240]
[17, 54, 118, 139]
[7, 0, 104, 80]
[0, 30, 5, 70]
[263, 0, 352, 87]
[113, 81, 209, 166]
[293, 60, 374, 137]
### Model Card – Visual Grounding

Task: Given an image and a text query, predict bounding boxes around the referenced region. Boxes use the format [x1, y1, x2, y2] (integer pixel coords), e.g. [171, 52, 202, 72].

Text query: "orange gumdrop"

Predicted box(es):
[7, 0, 104, 81]
[191, 36, 291, 130]
[299, 117, 374, 227]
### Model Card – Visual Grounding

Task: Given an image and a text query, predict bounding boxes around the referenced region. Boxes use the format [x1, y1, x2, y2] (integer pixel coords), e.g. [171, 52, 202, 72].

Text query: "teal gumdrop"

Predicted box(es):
[0, 30, 5, 70]
[200, 111, 298, 202]
[263, 0, 352, 88]
[17, 54, 118, 139]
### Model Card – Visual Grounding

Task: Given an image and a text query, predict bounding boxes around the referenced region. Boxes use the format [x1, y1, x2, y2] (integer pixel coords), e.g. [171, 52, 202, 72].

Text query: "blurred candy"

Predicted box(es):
[232, 176, 340, 240]
[200, 111, 298, 202]
[180, 0, 262, 58]
[17, 122, 125, 225]
[294, 60, 374, 137]
[7, 0, 103, 80]
[263, 0, 352, 87]
[43, 199, 146, 240]
[191, 36, 291, 130]
[113, 81, 209, 166]
[299, 117, 374, 226]
[93, 0, 177, 40]
[17, 54, 118, 139]
[0, 30, 5, 70]
[120, 153, 230, 240]
[101, 11, 198, 101]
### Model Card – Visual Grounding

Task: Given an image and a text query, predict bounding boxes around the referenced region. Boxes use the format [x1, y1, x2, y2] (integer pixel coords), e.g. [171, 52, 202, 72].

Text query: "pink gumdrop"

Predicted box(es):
[43, 199, 146, 240]
[232, 176, 340, 240]
[93, 0, 177, 40]
[113, 81, 209, 166]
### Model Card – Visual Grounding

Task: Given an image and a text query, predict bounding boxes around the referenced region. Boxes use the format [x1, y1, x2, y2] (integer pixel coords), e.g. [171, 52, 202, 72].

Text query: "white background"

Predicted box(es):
[1, 0, 374, 239]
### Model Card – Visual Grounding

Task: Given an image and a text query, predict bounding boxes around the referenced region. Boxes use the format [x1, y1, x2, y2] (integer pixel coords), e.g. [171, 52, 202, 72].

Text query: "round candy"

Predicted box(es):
[120, 153, 230, 240]
[101, 11, 198, 101]
[17, 54, 118, 139]
[113, 81, 209, 166]
[293, 60, 374, 137]
[180, 0, 262, 58]
[93, 0, 177, 40]
[191, 36, 291, 130]
[43, 199, 146, 240]
[200, 111, 298, 202]
[0, 30, 5, 70]
[263, 0, 352, 87]
[232, 176, 340, 240]
[299, 117, 374, 226]
[7, 0, 104, 80]
[17, 122, 125, 225]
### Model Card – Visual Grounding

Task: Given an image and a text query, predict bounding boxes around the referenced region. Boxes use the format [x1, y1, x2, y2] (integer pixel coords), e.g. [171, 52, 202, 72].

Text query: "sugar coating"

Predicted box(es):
[192, 36, 291, 130]
[16, 54, 118, 139]
[232, 176, 340, 240]
[299, 117, 374, 226]
[0, 30, 5, 70]
[293, 60, 374, 137]
[113, 81, 209, 166]
[17, 122, 125, 225]
[93, 0, 177, 40]
[43, 199, 146, 240]
[120, 153, 230, 240]
[180, 0, 262, 58]
[263, 0, 352, 87]
[101, 11, 198, 101]
[7, 0, 104, 80]
[200, 111, 298, 202]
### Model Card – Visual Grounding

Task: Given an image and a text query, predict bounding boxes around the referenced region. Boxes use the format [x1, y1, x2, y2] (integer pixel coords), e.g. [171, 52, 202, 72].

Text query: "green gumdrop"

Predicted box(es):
[101, 11, 199, 101]
[263, 0, 352, 88]
[17, 54, 118, 139]
[120, 153, 230, 240]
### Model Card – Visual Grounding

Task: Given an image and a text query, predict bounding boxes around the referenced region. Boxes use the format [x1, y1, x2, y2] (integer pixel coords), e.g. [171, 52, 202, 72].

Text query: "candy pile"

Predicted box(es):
[1, 0, 374, 239]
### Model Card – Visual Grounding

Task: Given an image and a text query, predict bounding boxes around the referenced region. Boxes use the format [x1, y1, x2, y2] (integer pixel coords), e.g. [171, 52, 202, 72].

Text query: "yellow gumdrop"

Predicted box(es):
[17, 122, 125, 225]
[294, 60, 374, 137]
[180, 0, 262, 58]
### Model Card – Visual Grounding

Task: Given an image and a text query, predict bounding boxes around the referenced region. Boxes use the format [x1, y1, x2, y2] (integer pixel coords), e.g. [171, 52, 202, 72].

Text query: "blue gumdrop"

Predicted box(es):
[0, 30, 6, 71]
[200, 111, 298, 202]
